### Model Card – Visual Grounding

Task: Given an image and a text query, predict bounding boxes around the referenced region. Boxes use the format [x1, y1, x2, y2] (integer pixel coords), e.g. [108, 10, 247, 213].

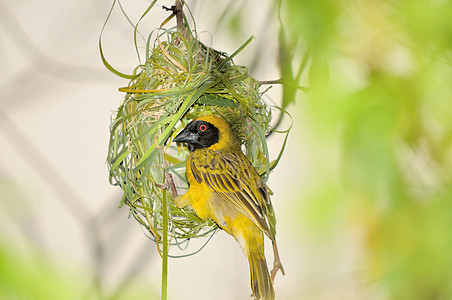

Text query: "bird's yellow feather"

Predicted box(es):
[174, 115, 283, 300]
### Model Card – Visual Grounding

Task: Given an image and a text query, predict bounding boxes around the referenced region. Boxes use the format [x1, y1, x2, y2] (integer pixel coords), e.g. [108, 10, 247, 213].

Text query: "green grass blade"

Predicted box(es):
[133, 80, 213, 172]
[110, 147, 130, 172]
[161, 189, 168, 300]
[99, 0, 138, 79]
[217, 35, 254, 70]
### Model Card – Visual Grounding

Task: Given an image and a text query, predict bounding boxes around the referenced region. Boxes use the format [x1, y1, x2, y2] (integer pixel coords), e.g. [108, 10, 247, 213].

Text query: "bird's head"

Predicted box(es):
[173, 115, 240, 152]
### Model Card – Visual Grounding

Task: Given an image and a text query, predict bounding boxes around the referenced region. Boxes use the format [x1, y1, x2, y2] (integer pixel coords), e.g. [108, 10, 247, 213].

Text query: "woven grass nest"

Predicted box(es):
[107, 20, 280, 256]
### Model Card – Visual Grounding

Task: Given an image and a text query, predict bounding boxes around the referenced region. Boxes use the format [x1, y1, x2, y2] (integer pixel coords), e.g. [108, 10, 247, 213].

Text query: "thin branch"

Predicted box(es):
[174, 0, 185, 31]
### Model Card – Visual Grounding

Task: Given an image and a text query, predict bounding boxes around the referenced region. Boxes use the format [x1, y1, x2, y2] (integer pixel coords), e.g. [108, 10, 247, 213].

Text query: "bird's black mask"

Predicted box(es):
[173, 120, 219, 152]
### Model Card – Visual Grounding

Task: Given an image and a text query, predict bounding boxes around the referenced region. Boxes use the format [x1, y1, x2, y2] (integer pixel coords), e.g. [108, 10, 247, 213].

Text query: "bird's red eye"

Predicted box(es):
[199, 124, 207, 132]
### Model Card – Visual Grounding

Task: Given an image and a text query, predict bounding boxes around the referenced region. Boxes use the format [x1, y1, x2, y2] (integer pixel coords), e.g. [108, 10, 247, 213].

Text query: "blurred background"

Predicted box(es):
[1, 0, 452, 299]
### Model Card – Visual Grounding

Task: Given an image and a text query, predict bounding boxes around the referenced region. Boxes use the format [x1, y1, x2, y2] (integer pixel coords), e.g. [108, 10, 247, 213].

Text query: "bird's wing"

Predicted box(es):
[189, 149, 275, 238]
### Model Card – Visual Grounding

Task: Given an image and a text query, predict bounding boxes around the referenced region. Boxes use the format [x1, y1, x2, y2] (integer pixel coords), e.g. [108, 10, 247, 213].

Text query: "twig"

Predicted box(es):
[161, 0, 188, 47]
[174, 0, 184, 31]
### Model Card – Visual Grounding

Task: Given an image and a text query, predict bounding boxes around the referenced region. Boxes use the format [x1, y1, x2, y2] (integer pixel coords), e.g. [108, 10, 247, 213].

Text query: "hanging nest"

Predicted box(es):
[107, 17, 275, 255]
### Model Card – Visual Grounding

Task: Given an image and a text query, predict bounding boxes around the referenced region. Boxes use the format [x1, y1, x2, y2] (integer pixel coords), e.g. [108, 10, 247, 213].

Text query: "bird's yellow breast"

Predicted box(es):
[185, 154, 215, 221]
[185, 150, 246, 236]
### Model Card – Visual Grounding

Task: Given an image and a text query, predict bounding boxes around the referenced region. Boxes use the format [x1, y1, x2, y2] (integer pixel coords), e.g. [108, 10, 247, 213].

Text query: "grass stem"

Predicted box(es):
[161, 189, 168, 300]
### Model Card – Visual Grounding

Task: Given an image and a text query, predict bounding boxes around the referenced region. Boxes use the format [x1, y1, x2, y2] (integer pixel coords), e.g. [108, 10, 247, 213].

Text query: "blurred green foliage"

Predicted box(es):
[283, 0, 452, 298]
[0, 244, 83, 300]
[0, 243, 157, 300]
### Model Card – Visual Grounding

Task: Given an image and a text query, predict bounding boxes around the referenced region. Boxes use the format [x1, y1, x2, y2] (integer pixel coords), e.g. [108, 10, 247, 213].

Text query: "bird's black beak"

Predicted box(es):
[173, 129, 198, 144]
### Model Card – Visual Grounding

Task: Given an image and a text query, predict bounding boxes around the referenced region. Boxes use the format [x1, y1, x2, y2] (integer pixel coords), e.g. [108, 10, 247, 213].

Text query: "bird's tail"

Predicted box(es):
[248, 251, 275, 300]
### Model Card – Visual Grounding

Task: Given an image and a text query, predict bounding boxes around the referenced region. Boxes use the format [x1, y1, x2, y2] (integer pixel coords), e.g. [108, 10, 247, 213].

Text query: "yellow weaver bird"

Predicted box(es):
[173, 115, 284, 300]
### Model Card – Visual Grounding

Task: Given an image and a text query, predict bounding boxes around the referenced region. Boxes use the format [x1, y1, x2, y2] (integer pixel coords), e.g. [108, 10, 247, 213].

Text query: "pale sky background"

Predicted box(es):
[0, 1, 364, 299]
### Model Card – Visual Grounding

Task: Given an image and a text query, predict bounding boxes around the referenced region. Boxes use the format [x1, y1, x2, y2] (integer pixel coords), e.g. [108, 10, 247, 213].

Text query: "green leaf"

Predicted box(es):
[197, 94, 238, 107]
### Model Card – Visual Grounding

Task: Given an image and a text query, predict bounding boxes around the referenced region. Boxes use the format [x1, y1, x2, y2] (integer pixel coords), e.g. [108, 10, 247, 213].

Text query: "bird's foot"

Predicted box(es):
[155, 172, 178, 198]
[270, 240, 285, 282]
